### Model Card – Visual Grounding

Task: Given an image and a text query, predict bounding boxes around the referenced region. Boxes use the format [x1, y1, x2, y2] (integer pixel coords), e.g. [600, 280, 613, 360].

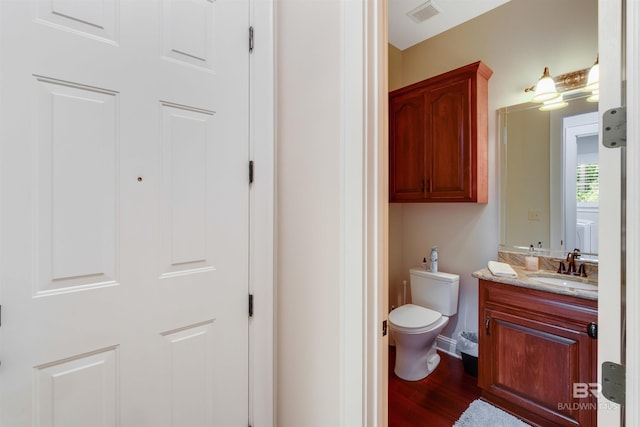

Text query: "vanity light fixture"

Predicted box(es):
[524, 61, 597, 110]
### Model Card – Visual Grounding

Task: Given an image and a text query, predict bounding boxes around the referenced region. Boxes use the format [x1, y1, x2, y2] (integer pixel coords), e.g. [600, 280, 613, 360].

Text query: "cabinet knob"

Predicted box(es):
[587, 322, 597, 339]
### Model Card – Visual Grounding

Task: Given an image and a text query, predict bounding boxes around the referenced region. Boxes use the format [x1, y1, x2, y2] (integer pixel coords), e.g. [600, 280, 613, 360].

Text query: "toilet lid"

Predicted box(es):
[388, 304, 442, 330]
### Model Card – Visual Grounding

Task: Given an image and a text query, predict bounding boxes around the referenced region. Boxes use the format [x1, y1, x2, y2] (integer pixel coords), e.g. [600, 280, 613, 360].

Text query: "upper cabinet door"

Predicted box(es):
[426, 77, 471, 201]
[388, 61, 492, 203]
[389, 91, 427, 201]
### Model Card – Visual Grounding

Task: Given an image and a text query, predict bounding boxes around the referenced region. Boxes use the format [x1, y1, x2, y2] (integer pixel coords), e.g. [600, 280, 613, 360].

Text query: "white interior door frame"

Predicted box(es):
[598, 0, 626, 425]
[624, 0, 640, 424]
[598, 0, 640, 424]
[341, 0, 388, 425]
[366, 1, 389, 425]
[249, 0, 275, 425]
[336, 0, 388, 425]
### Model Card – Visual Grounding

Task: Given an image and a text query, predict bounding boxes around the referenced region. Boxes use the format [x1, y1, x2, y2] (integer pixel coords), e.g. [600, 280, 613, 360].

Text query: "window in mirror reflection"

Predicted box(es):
[563, 111, 599, 254]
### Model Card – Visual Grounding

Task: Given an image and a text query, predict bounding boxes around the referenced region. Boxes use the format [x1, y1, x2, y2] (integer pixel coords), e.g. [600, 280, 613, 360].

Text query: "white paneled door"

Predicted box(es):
[0, 1, 250, 426]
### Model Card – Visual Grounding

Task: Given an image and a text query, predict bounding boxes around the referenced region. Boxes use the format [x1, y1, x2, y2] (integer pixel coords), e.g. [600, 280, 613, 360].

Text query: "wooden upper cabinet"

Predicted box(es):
[389, 61, 493, 203]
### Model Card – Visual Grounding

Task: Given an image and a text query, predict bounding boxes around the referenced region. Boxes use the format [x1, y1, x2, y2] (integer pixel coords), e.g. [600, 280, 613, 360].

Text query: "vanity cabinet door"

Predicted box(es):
[388, 61, 492, 203]
[478, 280, 597, 427]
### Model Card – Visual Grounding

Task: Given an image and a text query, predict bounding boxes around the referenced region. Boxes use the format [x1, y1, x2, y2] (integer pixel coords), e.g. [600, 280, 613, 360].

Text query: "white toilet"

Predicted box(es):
[388, 268, 459, 381]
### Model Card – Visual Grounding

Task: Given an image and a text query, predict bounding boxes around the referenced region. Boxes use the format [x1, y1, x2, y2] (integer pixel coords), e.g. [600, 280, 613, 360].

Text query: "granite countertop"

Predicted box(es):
[472, 264, 598, 301]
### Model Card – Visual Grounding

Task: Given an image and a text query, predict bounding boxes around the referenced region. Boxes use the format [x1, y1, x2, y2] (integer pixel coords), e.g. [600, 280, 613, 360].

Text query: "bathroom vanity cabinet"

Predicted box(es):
[388, 61, 492, 203]
[478, 279, 597, 427]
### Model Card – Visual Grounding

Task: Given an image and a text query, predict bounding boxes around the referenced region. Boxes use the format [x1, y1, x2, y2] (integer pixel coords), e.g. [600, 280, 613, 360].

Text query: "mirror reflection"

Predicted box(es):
[499, 94, 599, 258]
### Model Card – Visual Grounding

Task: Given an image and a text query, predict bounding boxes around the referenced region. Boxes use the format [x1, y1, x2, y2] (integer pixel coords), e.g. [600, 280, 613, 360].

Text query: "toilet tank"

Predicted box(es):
[409, 269, 459, 316]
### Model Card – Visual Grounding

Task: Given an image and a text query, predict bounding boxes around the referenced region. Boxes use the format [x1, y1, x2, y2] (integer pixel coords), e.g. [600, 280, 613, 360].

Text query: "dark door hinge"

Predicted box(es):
[602, 107, 626, 148]
[249, 160, 254, 184]
[249, 294, 254, 317]
[602, 361, 625, 405]
[249, 26, 254, 53]
[382, 320, 387, 337]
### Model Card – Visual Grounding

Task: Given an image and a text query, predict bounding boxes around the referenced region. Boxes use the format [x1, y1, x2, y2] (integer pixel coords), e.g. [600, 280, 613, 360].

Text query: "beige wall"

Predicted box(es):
[388, 44, 403, 92]
[388, 0, 598, 343]
[276, 1, 341, 425]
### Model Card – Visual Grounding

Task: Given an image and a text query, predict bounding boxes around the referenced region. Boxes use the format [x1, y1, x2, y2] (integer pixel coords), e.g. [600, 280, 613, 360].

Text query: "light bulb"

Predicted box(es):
[532, 67, 559, 103]
[584, 57, 599, 92]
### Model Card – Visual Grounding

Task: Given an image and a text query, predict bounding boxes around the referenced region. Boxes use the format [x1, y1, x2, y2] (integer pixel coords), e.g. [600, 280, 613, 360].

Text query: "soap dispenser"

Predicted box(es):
[525, 244, 539, 271]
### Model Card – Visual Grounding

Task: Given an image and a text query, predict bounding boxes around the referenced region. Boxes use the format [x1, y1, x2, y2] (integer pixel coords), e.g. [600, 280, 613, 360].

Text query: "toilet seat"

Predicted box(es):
[388, 304, 443, 334]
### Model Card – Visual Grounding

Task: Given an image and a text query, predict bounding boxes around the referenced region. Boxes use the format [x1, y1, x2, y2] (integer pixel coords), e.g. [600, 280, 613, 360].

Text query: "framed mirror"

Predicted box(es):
[499, 94, 599, 259]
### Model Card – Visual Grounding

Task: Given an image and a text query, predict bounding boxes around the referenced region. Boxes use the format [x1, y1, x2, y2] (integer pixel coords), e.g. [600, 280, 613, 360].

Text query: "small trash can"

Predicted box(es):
[457, 331, 479, 377]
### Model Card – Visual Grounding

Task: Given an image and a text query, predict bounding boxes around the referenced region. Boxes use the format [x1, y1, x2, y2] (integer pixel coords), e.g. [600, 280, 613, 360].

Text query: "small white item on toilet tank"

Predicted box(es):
[429, 246, 438, 273]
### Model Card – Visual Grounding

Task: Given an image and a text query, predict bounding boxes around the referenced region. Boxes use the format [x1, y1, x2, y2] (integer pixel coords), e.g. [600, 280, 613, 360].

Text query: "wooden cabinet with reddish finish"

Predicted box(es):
[478, 279, 598, 427]
[389, 61, 492, 203]
[389, 90, 426, 201]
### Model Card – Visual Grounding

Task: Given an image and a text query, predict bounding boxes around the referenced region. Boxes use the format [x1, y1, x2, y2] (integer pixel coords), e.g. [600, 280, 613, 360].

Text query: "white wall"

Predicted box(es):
[388, 0, 598, 344]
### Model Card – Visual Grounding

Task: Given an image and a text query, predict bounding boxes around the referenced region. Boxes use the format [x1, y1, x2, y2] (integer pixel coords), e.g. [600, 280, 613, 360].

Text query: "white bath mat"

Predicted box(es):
[453, 399, 532, 427]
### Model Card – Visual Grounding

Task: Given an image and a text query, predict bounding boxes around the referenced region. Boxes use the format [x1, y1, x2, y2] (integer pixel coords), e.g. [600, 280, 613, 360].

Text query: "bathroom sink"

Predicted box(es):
[530, 276, 598, 292]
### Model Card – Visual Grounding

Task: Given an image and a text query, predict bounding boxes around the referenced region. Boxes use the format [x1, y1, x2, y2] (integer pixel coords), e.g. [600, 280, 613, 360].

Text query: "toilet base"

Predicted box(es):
[393, 341, 441, 381]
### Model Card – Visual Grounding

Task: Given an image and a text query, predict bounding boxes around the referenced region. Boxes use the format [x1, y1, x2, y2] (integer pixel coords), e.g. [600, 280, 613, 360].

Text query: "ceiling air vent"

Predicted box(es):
[407, 0, 441, 24]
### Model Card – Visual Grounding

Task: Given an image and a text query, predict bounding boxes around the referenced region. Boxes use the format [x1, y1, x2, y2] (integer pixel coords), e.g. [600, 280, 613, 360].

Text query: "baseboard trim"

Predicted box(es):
[436, 334, 461, 359]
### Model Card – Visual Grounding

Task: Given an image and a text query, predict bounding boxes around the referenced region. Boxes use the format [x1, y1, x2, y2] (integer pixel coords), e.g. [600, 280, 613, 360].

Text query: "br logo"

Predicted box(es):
[573, 383, 601, 398]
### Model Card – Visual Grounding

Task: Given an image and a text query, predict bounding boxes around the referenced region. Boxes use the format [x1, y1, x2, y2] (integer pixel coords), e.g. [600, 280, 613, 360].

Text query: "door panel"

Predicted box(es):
[36, 0, 119, 43]
[162, 0, 216, 70]
[34, 346, 119, 427]
[160, 102, 215, 276]
[161, 321, 216, 427]
[36, 77, 119, 294]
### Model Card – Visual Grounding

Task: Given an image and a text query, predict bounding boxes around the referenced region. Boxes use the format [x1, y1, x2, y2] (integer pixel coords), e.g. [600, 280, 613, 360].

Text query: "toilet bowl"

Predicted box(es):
[389, 304, 449, 380]
[388, 269, 459, 381]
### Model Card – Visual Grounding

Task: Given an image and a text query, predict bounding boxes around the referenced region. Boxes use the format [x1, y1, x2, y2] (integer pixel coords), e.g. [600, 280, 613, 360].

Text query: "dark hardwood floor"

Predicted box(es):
[388, 346, 482, 427]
